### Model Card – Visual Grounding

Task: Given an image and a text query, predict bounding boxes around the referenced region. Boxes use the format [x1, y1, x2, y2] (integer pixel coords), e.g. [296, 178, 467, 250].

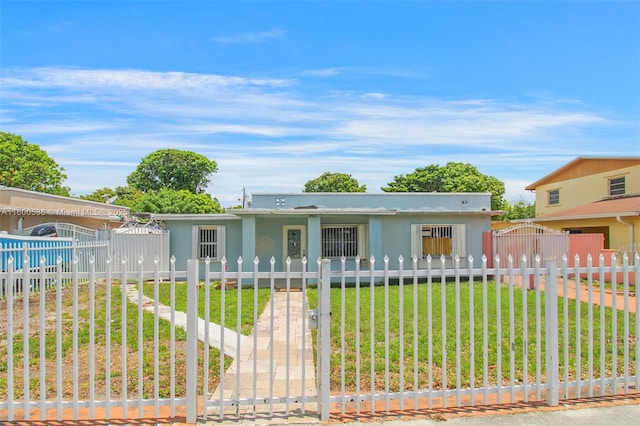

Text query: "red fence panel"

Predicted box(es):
[483, 231, 493, 268]
[568, 233, 604, 268]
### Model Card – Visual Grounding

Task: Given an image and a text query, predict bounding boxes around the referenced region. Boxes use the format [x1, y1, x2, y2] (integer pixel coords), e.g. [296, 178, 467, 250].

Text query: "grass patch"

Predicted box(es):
[1, 279, 270, 401]
[143, 281, 272, 335]
[308, 280, 636, 393]
[579, 277, 637, 295]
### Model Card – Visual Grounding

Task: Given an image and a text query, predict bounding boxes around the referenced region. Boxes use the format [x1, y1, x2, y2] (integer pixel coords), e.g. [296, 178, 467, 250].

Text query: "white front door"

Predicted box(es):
[283, 225, 306, 272]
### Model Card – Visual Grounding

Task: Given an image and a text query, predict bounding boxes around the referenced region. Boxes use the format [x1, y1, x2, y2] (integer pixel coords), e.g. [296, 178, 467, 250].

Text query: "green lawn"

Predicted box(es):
[0, 280, 271, 401]
[308, 280, 636, 393]
[144, 281, 272, 335]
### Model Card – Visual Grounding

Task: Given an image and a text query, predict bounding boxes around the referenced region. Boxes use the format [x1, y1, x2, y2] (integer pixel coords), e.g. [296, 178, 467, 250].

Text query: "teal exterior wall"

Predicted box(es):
[379, 214, 490, 269]
[159, 217, 242, 274]
[369, 216, 383, 265]
[241, 215, 256, 270]
[253, 216, 306, 271]
[155, 192, 494, 275]
[307, 215, 321, 272]
[249, 192, 490, 212]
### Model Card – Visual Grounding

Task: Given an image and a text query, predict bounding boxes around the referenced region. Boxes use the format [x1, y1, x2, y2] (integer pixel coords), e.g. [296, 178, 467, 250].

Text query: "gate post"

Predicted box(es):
[317, 259, 332, 421]
[544, 257, 559, 406]
[186, 259, 199, 423]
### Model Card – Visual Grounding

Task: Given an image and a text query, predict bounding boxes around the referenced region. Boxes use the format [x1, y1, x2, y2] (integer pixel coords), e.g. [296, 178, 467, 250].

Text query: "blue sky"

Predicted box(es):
[1, 1, 639, 207]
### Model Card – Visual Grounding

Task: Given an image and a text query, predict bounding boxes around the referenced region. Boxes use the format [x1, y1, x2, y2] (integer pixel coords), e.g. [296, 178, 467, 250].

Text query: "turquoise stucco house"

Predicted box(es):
[152, 192, 495, 275]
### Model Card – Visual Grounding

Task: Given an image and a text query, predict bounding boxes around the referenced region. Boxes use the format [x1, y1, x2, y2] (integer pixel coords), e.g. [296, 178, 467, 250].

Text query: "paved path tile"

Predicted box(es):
[207, 291, 318, 424]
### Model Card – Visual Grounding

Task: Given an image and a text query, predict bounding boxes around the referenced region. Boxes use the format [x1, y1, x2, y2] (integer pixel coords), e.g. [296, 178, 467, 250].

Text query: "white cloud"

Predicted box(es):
[301, 66, 428, 79]
[0, 66, 627, 207]
[213, 29, 285, 44]
[2, 67, 293, 91]
[302, 68, 345, 77]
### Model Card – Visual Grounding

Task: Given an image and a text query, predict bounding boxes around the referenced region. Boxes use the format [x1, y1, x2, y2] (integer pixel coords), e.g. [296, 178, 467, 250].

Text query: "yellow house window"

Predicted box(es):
[548, 189, 560, 205]
[609, 176, 625, 196]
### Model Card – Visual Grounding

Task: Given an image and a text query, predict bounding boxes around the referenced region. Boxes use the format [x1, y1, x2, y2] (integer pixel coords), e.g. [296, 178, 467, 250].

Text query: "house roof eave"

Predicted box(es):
[531, 211, 640, 222]
[0, 185, 132, 212]
[230, 208, 495, 216]
[394, 210, 497, 216]
[151, 213, 242, 221]
[0, 207, 125, 221]
[525, 156, 640, 190]
[230, 208, 398, 216]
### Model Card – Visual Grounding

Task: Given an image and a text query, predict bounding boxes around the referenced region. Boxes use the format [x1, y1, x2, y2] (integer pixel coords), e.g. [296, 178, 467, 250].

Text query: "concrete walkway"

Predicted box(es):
[126, 283, 247, 357]
[540, 275, 637, 313]
[127, 284, 318, 424]
[207, 290, 318, 424]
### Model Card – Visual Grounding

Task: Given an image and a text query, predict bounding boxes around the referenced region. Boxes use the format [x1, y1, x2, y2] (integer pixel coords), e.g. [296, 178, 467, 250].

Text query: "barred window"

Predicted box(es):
[322, 225, 361, 258]
[411, 224, 466, 259]
[421, 225, 453, 257]
[192, 225, 225, 260]
[548, 189, 560, 205]
[609, 176, 625, 196]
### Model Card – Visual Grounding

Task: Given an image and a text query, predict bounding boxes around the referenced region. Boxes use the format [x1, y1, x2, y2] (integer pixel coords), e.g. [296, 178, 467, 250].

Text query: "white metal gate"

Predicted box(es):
[109, 228, 170, 273]
[188, 257, 318, 422]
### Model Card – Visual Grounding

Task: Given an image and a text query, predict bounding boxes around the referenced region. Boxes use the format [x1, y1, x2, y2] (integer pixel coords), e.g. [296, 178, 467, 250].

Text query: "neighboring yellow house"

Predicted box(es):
[0, 185, 129, 233]
[524, 157, 640, 251]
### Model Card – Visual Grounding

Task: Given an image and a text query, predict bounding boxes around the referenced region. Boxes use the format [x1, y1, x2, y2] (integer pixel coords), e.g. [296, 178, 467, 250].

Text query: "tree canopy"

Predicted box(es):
[499, 198, 536, 220]
[80, 185, 145, 209]
[126, 149, 217, 194]
[79, 186, 117, 203]
[81, 185, 223, 214]
[136, 188, 222, 214]
[0, 132, 70, 196]
[382, 162, 506, 211]
[83, 149, 221, 214]
[303, 172, 367, 193]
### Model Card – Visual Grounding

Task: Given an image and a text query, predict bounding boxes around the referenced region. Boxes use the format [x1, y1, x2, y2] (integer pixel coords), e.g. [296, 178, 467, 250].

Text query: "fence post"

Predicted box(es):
[317, 259, 331, 421]
[186, 259, 199, 423]
[544, 257, 559, 406]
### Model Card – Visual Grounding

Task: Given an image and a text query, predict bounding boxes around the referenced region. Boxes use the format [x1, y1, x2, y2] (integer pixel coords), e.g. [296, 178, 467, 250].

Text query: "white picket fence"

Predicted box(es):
[1, 225, 169, 278]
[316, 253, 640, 420]
[0, 239, 110, 298]
[0, 252, 639, 423]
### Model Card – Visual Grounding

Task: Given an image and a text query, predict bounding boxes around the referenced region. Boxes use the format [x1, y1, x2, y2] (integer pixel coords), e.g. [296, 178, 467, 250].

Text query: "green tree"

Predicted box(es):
[382, 162, 506, 211]
[136, 188, 223, 214]
[79, 187, 117, 203]
[80, 185, 144, 209]
[0, 132, 70, 196]
[127, 149, 218, 194]
[500, 198, 536, 220]
[304, 172, 367, 192]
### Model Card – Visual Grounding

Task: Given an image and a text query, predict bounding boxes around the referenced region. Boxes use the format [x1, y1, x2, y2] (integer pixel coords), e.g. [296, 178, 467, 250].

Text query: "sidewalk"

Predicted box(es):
[203, 390, 640, 425]
[336, 403, 640, 425]
[540, 275, 637, 313]
[325, 393, 640, 426]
